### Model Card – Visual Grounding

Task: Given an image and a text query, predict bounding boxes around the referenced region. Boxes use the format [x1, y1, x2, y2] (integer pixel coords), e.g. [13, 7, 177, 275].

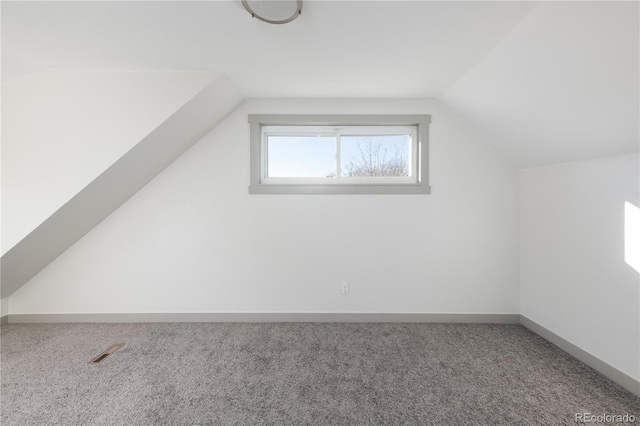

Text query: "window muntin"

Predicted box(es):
[262, 125, 417, 185]
[248, 114, 431, 194]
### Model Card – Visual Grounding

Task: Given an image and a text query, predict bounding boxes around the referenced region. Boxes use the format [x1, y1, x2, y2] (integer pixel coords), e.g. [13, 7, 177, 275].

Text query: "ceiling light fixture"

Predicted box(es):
[242, 0, 303, 25]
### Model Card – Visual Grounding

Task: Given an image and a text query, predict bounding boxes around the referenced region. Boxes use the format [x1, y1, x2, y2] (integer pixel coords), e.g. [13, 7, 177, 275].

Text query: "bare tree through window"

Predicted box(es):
[344, 137, 409, 177]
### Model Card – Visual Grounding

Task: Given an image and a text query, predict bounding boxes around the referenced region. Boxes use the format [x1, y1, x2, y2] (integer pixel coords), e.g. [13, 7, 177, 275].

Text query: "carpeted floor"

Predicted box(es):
[1, 322, 638, 425]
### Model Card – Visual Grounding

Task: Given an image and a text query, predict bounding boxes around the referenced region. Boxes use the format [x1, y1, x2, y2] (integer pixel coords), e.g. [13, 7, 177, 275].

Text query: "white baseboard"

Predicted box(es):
[6, 312, 520, 324]
[520, 315, 640, 398]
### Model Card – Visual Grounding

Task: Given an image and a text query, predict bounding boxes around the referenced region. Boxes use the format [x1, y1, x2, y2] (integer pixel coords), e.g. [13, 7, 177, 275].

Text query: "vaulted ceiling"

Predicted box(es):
[2, 1, 638, 168]
[2, 1, 536, 97]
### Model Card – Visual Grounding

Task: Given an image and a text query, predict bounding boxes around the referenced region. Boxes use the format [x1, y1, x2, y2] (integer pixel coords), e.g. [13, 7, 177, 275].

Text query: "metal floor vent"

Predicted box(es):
[89, 343, 124, 364]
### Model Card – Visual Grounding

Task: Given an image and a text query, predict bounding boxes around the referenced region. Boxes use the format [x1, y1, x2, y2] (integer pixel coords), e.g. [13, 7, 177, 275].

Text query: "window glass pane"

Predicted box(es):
[267, 135, 337, 178]
[340, 135, 411, 177]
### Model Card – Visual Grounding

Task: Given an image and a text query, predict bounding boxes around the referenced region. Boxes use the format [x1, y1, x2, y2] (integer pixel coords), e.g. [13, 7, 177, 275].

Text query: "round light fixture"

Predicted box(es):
[242, 0, 302, 25]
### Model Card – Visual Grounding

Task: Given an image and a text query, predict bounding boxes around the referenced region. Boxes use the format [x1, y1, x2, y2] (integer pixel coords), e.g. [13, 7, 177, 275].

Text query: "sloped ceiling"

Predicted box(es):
[2, 70, 221, 252]
[441, 1, 639, 169]
[2, 1, 535, 97]
[2, 1, 639, 169]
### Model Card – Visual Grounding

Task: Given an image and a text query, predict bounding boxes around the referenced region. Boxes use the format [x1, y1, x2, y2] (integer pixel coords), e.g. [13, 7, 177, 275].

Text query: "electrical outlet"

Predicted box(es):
[341, 282, 349, 295]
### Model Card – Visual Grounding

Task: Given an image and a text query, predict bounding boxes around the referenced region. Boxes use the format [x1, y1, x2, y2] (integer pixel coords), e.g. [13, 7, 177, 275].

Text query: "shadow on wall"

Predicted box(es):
[625, 201, 640, 273]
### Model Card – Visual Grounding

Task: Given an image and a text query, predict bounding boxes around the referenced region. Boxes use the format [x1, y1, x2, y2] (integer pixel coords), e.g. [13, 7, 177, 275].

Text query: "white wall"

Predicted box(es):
[1, 70, 218, 254]
[520, 154, 640, 380]
[8, 99, 519, 315]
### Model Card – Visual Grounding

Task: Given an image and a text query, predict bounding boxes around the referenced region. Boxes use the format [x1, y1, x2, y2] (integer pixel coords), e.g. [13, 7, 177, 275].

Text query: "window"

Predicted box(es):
[248, 115, 431, 194]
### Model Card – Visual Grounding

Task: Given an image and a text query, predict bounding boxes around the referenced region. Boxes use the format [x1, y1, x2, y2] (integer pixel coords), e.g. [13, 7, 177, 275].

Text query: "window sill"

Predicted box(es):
[248, 183, 431, 194]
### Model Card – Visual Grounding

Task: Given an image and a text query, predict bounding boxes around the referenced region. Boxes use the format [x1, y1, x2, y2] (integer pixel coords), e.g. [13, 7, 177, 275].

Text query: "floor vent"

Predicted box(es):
[89, 343, 125, 364]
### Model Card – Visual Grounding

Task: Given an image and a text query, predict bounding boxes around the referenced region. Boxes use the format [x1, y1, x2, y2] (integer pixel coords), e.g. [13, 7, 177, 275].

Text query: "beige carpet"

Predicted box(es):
[1, 322, 638, 425]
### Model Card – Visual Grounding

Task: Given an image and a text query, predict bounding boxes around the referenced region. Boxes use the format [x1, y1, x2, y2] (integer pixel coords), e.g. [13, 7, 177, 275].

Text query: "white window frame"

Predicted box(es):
[248, 114, 431, 194]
